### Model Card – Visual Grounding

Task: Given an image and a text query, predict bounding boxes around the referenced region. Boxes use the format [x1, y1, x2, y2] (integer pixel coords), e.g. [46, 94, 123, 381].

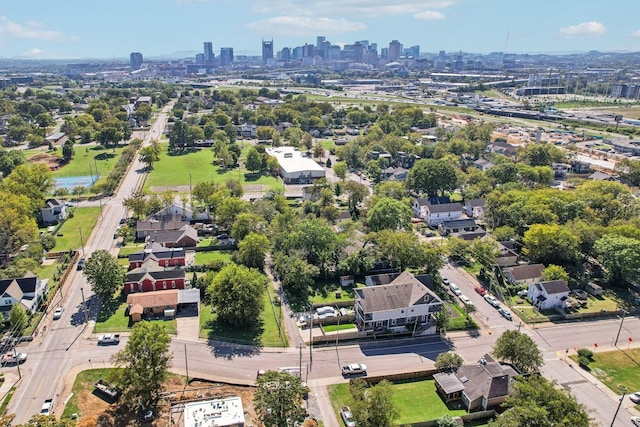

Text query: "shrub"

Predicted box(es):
[578, 355, 591, 367]
[577, 348, 594, 360]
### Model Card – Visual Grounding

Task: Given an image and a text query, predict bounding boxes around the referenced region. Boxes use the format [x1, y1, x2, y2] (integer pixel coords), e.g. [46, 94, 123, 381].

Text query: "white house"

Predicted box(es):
[0, 273, 48, 319]
[265, 146, 326, 184]
[527, 280, 570, 311]
[464, 199, 486, 219]
[412, 198, 463, 227]
[39, 199, 67, 225]
[151, 203, 209, 221]
[355, 271, 443, 335]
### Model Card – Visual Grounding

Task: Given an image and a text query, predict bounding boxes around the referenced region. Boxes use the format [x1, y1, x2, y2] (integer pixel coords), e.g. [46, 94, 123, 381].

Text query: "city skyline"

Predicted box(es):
[2, 0, 640, 60]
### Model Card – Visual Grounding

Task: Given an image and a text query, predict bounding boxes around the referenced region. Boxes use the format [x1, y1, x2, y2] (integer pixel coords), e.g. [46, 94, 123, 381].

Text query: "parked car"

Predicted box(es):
[459, 295, 473, 306]
[98, 334, 120, 345]
[633, 417, 640, 427]
[517, 289, 528, 298]
[449, 283, 462, 296]
[342, 363, 367, 376]
[340, 406, 356, 427]
[629, 392, 640, 404]
[40, 399, 53, 416]
[1, 352, 27, 365]
[77, 258, 85, 270]
[53, 307, 64, 320]
[498, 308, 513, 321]
[474, 286, 487, 296]
[484, 294, 500, 308]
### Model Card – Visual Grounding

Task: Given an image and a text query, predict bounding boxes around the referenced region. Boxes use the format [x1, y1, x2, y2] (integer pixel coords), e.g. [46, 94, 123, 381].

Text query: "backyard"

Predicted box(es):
[328, 378, 467, 425]
[51, 207, 102, 252]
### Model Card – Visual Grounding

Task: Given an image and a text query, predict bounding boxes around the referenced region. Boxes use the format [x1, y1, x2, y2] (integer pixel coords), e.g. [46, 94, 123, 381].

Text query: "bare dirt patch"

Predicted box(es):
[29, 152, 63, 170]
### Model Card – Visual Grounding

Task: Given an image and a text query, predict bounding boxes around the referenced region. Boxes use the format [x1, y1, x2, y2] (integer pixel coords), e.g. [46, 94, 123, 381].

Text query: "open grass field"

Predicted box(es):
[53, 145, 127, 179]
[143, 143, 281, 193]
[195, 250, 233, 266]
[309, 283, 365, 306]
[200, 286, 287, 347]
[328, 378, 467, 425]
[571, 348, 640, 394]
[52, 207, 101, 251]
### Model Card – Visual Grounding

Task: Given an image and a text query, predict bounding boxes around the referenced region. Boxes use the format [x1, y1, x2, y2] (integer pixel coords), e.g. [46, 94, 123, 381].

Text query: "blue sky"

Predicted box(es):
[2, 0, 640, 59]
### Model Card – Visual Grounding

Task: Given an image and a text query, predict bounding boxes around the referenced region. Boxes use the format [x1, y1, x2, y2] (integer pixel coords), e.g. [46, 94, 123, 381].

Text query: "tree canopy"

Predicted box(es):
[406, 159, 458, 197]
[82, 249, 123, 301]
[350, 378, 399, 427]
[254, 370, 307, 427]
[492, 330, 544, 374]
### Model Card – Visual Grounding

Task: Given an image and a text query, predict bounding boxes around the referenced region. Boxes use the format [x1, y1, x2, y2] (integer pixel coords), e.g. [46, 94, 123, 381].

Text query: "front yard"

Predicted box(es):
[328, 378, 467, 425]
[94, 297, 177, 335]
[51, 207, 102, 251]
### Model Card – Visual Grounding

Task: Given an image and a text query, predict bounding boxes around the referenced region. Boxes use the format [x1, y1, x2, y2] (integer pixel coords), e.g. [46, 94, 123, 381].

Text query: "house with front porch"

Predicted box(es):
[124, 260, 186, 294]
[527, 280, 570, 311]
[438, 219, 483, 237]
[128, 243, 186, 270]
[354, 271, 443, 336]
[434, 353, 517, 412]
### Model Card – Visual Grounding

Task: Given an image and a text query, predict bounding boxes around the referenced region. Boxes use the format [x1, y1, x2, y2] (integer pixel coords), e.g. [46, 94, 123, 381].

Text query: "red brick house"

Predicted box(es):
[128, 243, 186, 270]
[124, 260, 186, 295]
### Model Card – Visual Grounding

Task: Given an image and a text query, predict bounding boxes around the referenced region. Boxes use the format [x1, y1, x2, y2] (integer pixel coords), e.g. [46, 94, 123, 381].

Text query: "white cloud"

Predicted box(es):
[0, 16, 76, 42]
[250, 0, 455, 18]
[632, 30, 640, 38]
[560, 21, 606, 37]
[413, 10, 445, 20]
[246, 16, 365, 36]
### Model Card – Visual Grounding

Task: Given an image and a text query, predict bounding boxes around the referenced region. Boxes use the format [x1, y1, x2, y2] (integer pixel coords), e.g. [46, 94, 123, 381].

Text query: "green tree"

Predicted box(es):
[333, 162, 348, 180]
[542, 264, 570, 283]
[436, 415, 459, 427]
[523, 224, 580, 266]
[231, 212, 265, 242]
[490, 375, 590, 427]
[207, 263, 266, 328]
[82, 249, 123, 301]
[407, 158, 458, 197]
[366, 197, 412, 232]
[2, 163, 53, 214]
[9, 304, 28, 335]
[61, 140, 74, 162]
[434, 306, 451, 333]
[123, 191, 150, 219]
[435, 351, 464, 372]
[350, 378, 399, 427]
[492, 330, 544, 374]
[0, 191, 38, 259]
[274, 254, 319, 302]
[112, 321, 172, 407]
[238, 233, 270, 270]
[0, 149, 26, 177]
[139, 145, 160, 170]
[254, 370, 307, 427]
[594, 234, 640, 285]
[245, 147, 263, 173]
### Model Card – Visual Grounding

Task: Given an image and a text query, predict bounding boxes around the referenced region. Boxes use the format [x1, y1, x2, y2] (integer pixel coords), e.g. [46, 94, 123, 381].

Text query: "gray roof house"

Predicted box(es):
[503, 263, 545, 285]
[145, 225, 199, 248]
[355, 271, 443, 336]
[136, 219, 189, 239]
[527, 280, 570, 311]
[0, 272, 48, 317]
[39, 199, 67, 225]
[434, 353, 518, 412]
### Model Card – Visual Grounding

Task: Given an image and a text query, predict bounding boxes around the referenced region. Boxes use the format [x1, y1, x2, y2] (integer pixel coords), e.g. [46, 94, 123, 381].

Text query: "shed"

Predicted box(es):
[585, 282, 603, 296]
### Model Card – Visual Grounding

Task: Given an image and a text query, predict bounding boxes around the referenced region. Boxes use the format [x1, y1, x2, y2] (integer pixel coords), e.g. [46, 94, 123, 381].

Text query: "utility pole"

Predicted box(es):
[614, 310, 628, 347]
[78, 227, 85, 257]
[12, 341, 21, 379]
[610, 386, 627, 427]
[309, 307, 313, 371]
[184, 345, 189, 384]
[80, 287, 89, 324]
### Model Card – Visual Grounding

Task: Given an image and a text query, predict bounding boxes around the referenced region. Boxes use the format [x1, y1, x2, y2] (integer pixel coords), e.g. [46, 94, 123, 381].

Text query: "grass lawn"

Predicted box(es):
[319, 139, 336, 152]
[195, 250, 232, 266]
[53, 145, 126, 179]
[117, 243, 146, 258]
[328, 378, 466, 425]
[462, 262, 482, 276]
[448, 303, 477, 330]
[309, 283, 364, 306]
[200, 286, 287, 347]
[94, 299, 177, 335]
[570, 348, 640, 394]
[323, 323, 357, 332]
[511, 305, 550, 323]
[52, 207, 101, 251]
[143, 143, 282, 193]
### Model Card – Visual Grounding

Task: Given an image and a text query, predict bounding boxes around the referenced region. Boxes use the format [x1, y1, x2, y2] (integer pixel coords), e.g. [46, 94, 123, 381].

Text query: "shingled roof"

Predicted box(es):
[356, 271, 440, 312]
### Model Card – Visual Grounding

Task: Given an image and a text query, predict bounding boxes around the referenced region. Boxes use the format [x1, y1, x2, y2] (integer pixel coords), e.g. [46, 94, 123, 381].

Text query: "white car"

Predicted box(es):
[449, 283, 462, 296]
[53, 307, 64, 320]
[484, 294, 500, 308]
[632, 416, 640, 427]
[342, 363, 367, 376]
[629, 391, 640, 404]
[459, 295, 473, 306]
[340, 406, 356, 427]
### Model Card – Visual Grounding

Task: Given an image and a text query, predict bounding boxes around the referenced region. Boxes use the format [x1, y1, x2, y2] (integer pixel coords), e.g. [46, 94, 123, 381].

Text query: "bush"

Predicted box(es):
[577, 348, 594, 360]
[578, 355, 591, 367]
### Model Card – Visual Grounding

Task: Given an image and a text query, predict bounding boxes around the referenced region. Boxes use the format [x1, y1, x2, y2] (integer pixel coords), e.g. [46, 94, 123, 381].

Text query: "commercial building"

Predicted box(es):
[219, 47, 234, 67]
[265, 146, 325, 184]
[130, 52, 143, 70]
[262, 40, 274, 65]
[203, 42, 214, 65]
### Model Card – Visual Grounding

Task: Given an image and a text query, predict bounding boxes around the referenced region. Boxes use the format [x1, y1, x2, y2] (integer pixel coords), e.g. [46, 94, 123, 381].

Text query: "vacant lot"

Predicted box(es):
[53, 145, 127, 179]
[52, 207, 101, 251]
[573, 347, 640, 394]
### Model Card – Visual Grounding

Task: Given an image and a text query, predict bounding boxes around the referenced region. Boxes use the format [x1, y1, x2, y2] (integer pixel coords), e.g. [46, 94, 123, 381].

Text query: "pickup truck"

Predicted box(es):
[93, 378, 121, 402]
[97, 334, 120, 345]
[40, 399, 53, 416]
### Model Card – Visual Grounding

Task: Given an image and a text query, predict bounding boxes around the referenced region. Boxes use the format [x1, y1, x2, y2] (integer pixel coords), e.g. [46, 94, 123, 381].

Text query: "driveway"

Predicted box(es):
[176, 304, 200, 342]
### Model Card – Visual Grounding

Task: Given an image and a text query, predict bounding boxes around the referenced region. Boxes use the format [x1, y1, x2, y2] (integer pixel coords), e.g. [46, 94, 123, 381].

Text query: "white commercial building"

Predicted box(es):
[265, 146, 326, 184]
[183, 396, 245, 427]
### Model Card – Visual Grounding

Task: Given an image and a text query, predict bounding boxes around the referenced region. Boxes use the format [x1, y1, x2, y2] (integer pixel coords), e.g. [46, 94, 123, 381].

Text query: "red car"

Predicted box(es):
[474, 286, 487, 296]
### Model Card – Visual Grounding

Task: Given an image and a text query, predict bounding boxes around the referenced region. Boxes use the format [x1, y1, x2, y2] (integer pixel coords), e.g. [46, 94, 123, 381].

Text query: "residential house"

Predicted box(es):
[503, 263, 545, 285]
[381, 166, 409, 181]
[527, 280, 570, 311]
[126, 288, 200, 322]
[412, 198, 463, 227]
[151, 203, 210, 221]
[145, 224, 198, 248]
[588, 171, 618, 181]
[0, 273, 48, 318]
[464, 199, 486, 220]
[438, 219, 483, 238]
[124, 260, 186, 294]
[473, 159, 494, 172]
[571, 161, 591, 174]
[239, 123, 257, 138]
[355, 271, 443, 335]
[128, 243, 186, 270]
[136, 219, 189, 239]
[551, 163, 571, 178]
[39, 199, 67, 225]
[433, 353, 517, 412]
[495, 241, 519, 267]
[490, 141, 518, 157]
